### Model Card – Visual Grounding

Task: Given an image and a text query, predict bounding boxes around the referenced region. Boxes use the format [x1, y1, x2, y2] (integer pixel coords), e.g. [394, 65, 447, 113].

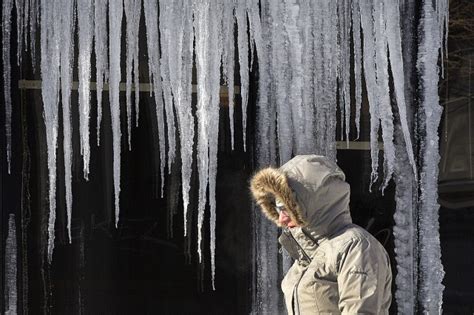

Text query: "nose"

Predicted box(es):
[278, 211, 290, 226]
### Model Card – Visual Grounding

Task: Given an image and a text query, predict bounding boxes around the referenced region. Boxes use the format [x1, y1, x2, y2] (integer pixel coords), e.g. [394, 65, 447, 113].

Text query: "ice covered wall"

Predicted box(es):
[2, 0, 448, 312]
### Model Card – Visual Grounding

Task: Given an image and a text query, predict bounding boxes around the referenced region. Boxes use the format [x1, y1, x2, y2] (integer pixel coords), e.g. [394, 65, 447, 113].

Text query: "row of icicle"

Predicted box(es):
[2, 0, 448, 307]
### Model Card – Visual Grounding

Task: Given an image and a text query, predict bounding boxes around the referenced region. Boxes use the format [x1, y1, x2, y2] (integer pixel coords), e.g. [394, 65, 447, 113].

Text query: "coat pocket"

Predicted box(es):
[312, 274, 340, 313]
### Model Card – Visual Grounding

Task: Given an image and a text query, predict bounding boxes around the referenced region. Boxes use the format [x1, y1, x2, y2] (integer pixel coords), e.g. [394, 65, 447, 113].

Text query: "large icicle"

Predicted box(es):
[158, 0, 176, 170]
[109, 0, 124, 227]
[249, 0, 281, 312]
[337, 0, 351, 143]
[124, 0, 141, 150]
[143, 0, 166, 197]
[270, 1, 293, 164]
[284, 0, 304, 154]
[352, 0, 363, 139]
[2, 0, 14, 175]
[417, 0, 446, 312]
[235, 0, 249, 151]
[393, 1, 418, 312]
[359, 0, 381, 186]
[374, 1, 396, 189]
[221, 0, 235, 150]
[41, 0, 62, 263]
[193, 0, 211, 264]
[28, 0, 38, 70]
[78, 0, 95, 180]
[95, 0, 109, 145]
[299, 0, 315, 153]
[60, 0, 76, 242]
[160, 0, 194, 236]
[208, 0, 223, 290]
[15, 0, 25, 65]
[385, 1, 417, 177]
[5, 214, 17, 315]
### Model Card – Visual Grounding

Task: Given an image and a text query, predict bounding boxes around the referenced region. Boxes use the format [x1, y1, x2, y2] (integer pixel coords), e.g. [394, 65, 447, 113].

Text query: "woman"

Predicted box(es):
[250, 155, 392, 314]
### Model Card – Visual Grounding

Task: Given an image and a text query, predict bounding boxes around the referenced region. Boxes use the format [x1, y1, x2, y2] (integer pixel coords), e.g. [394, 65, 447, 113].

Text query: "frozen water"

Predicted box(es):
[3, 0, 13, 174]
[235, 0, 249, 151]
[158, 0, 176, 170]
[41, 0, 61, 263]
[125, 0, 141, 150]
[95, 0, 109, 145]
[60, 0, 76, 242]
[144, 0, 166, 197]
[359, 0, 381, 186]
[385, 0, 417, 177]
[109, 0, 124, 227]
[417, 1, 446, 313]
[221, 0, 235, 150]
[78, 0, 94, 180]
[15, 0, 25, 65]
[352, 0, 362, 139]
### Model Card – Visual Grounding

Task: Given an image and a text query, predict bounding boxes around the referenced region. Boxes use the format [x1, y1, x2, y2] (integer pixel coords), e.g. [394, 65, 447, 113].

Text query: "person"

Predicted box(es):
[250, 155, 392, 314]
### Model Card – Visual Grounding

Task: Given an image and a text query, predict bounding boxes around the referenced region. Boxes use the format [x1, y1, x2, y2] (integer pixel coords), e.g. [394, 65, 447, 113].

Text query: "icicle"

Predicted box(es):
[393, 123, 416, 314]
[158, 0, 176, 171]
[352, 0, 362, 140]
[169, 0, 195, 236]
[340, 0, 351, 143]
[41, 0, 62, 263]
[23, 0, 29, 53]
[78, 0, 94, 180]
[316, 0, 338, 161]
[373, 1, 396, 190]
[359, 0, 380, 186]
[269, 1, 293, 164]
[284, 0, 306, 154]
[60, 0, 76, 243]
[29, 0, 38, 71]
[417, 1, 446, 312]
[193, 0, 211, 264]
[299, 0, 315, 153]
[5, 214, 17, 315]
[207, 0, 223, 290]
[95, 0, 108, 146]
[235, 0, 249, 151]
[384, 1, 417, 178]
[221, 0, 235, 150]
[109, 0, 124, 227]
[15, 0, 25, 65]
[249, 0, 281, 312]
[143, 0, 166, 197]
[124, 0, 141, 150]
[2, 0, 14, 175]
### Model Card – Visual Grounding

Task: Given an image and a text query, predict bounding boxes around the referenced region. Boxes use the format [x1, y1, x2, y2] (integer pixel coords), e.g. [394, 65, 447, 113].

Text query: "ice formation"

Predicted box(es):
[78, 0, 94, 180]
[2, 1, 449, 309]
[95, 0, 109, 145]
[40, 0, 62, 263]
[3, 0, 13, 174]
[60, 0, 76, 242]
[109, 0, 124, 227]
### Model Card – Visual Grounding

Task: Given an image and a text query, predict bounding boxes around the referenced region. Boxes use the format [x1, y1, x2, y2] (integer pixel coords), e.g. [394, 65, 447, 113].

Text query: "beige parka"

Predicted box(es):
[250, 155, 392, 314]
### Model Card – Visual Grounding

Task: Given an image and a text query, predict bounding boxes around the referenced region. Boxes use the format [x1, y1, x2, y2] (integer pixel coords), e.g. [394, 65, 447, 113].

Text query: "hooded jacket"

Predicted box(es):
[250, 155, 392, 314]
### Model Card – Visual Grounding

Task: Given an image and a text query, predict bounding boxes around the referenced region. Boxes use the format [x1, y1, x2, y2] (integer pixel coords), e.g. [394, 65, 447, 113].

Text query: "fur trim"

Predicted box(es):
[250, 167, 307, 227]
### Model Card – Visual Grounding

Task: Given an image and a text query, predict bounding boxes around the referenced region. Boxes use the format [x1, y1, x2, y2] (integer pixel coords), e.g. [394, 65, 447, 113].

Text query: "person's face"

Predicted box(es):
[277, 207, 299, 228]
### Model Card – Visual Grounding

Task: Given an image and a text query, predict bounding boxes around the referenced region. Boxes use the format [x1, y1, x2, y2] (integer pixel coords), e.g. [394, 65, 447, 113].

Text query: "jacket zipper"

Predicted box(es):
[284, 230, 312, 315]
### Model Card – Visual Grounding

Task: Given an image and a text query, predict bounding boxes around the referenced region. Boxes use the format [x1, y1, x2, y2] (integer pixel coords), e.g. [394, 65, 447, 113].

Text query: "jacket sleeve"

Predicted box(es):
[336, 237, 391, 315]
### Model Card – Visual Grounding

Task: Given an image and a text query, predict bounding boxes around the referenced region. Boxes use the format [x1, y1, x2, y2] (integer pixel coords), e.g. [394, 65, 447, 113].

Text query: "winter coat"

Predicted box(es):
[250, 155, 392, 315]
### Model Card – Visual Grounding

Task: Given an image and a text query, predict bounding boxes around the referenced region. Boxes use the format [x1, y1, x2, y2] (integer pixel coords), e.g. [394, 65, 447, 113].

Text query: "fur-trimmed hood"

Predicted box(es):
[250, 155, 352, 238]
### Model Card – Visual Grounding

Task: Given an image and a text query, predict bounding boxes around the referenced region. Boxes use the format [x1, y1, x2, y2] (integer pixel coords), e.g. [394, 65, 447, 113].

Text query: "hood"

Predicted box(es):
[250, 155, 352, 238]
